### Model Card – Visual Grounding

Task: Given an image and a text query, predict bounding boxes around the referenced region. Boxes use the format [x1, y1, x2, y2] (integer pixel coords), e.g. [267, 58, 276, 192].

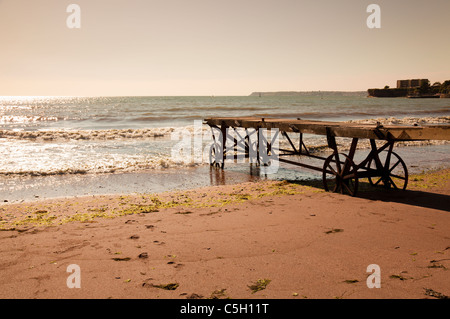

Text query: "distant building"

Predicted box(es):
[397, 79, 429, 89]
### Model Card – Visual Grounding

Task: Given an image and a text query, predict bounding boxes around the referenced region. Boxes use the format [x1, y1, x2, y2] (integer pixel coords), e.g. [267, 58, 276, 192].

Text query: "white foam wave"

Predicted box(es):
[0, 115, 59, 124]
[0, 116, 448, 177]
[347, 116, 450, 125]
[1, 116, 448, 141]
[0, 125, 212, 141]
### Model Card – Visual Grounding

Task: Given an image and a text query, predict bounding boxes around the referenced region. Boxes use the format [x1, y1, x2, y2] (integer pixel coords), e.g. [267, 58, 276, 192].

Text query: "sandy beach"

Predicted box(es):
[0, 168, 449, 300]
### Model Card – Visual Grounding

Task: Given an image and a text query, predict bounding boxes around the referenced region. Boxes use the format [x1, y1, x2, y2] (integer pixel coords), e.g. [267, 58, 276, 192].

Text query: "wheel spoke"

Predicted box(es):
[327, 164, 338, 176]
[389, 176, 399, 189]
[332, 180, 338, 192]
[389, 160, 401, 172]
[374, 177, 383, 185]
[390, 173, 406, 180]
[343, 172, 356, 180]
[342, 182, 353, 195]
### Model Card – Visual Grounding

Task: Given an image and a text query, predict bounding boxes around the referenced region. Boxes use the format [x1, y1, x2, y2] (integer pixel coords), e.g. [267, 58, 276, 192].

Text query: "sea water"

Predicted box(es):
[0, 95, 449, 201]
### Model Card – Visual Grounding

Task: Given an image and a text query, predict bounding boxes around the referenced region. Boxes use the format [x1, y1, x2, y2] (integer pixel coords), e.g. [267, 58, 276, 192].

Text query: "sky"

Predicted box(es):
[0, 0, 449, 96]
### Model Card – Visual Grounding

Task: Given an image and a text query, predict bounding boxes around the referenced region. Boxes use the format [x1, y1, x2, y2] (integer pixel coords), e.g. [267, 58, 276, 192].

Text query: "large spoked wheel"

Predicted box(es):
[323, 153, 359, 196]
[368, 151, 408, 190]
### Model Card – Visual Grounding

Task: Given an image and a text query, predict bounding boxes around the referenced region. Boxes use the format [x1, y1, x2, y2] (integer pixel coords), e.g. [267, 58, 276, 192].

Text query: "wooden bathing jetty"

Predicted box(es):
[204, 117, 450, 196]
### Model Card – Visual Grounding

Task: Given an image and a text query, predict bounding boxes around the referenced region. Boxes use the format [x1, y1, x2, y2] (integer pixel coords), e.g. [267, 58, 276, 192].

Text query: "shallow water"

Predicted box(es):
[1, 144, 447, 203]
[0, 95, 448, 200]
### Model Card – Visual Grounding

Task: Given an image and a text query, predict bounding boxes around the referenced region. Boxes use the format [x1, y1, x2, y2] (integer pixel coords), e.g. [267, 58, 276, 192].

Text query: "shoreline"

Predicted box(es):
[1, 142, 449, 204]
[0, 168, 449, 299]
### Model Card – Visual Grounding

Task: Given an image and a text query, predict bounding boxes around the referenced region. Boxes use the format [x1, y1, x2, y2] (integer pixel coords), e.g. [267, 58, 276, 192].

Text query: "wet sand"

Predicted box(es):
[0, 168, 449, 299]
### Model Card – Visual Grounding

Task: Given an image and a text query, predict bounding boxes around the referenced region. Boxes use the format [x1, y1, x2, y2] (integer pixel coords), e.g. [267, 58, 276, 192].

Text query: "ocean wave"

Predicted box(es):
[0, 127, 186, 141]
[347, 116, 450, 125]
[162, 105, 263, 113]
[1, 137, 447, 178]
[0, 116, 448, 177]
[0, 115, 60, 124]
[0, 116, 448, 142]
[252, 109, 450, 119]
[131, 115, 203, 122]
[0, 154, 202, 177]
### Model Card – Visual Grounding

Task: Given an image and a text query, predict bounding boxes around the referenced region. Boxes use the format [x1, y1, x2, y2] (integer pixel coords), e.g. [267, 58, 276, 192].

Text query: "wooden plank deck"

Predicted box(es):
[204, 117, 450, 141]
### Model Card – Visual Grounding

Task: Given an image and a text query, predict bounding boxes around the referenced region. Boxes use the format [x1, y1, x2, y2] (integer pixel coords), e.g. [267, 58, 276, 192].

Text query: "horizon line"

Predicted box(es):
[0, 90, 369, 98]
